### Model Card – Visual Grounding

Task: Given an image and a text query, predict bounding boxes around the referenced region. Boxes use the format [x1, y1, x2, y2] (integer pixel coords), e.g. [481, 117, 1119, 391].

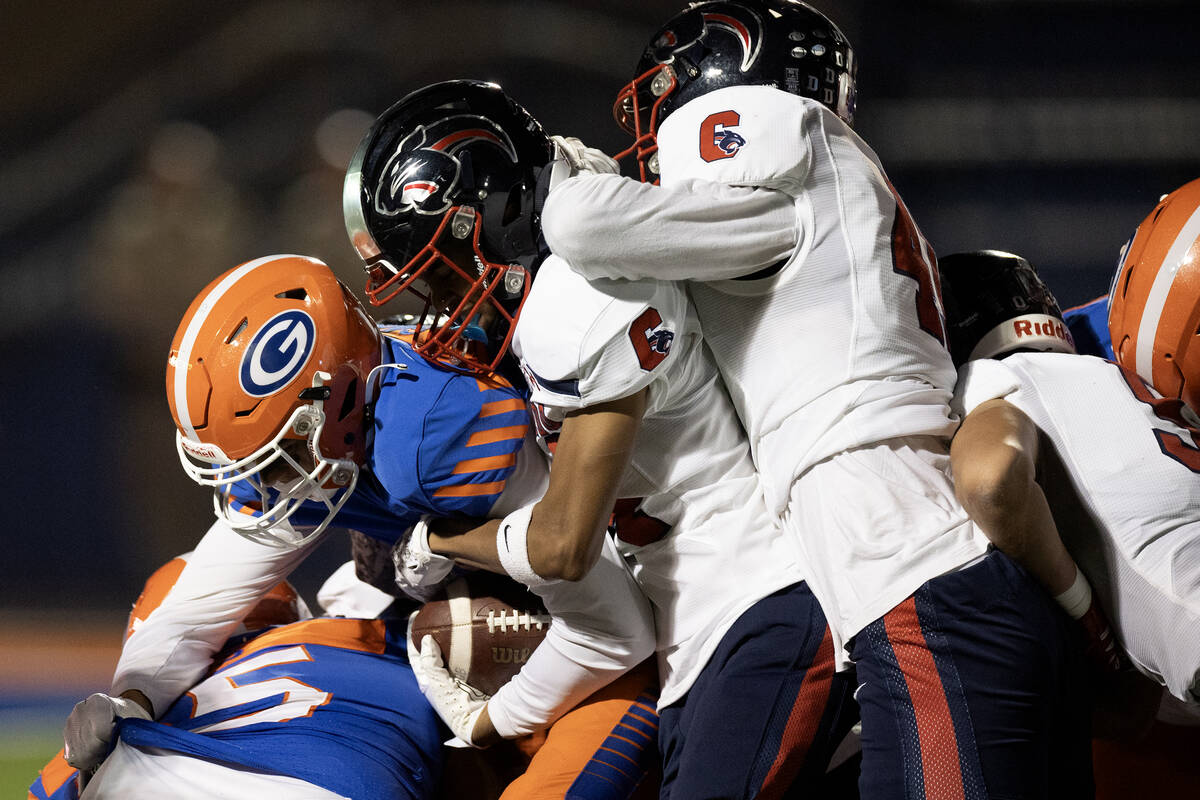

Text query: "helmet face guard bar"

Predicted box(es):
[613, 64, 678, 183]
[362, 206, 527, 375]
[176, 376, 358, 548]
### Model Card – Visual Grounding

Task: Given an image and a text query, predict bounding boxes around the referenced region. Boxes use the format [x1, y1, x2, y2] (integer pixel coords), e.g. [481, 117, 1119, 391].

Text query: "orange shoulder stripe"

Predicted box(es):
[452, 453, 517, 474]
[433, 480, 507, 498]
[480, 398, 526, 417]
[466, 424, 527, 447]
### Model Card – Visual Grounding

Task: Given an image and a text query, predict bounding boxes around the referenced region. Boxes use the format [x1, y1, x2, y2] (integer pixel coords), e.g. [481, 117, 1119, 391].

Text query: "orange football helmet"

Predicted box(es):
[166, 255, 382, 546]
[1108, 178, 1200, 412]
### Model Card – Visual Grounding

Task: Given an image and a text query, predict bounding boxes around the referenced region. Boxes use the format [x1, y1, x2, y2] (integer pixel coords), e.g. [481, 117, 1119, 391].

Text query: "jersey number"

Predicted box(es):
[888, 182, 946, 345]
[1116, 363, 1200, 473]
[628, 308, 675, 371]
[187, 645, 331, 733]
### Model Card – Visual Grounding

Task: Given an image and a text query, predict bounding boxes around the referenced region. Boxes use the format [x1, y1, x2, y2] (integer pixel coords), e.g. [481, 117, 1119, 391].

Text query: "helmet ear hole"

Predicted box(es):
[502, 184, 524, 226]
[337, 377, 359, 422]
[276, 288, 309, 301]
[226, 318, 249, 344]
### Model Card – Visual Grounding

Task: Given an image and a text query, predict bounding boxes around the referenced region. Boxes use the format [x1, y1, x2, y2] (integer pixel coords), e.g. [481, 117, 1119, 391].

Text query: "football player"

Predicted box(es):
[942, 248, 1200, 791]
[344, 80, 858, 797]
[533, 1, 1084, 794]
[1108, 176, 1200, 418]
[60, 254, 660, 799]
[37, 555, 449, 800]
[941, 252, 1125, 672]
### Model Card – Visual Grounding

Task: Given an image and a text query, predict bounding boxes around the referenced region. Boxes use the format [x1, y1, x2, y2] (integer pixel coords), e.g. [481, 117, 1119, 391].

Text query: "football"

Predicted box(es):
[408, 571, 552, 696]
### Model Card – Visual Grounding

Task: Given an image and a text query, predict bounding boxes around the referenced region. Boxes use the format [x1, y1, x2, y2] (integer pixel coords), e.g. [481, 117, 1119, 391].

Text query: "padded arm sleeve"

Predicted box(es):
[542, 173, 798, 281]
[485, 536, 656, 737]
[110, 517, 322, 716]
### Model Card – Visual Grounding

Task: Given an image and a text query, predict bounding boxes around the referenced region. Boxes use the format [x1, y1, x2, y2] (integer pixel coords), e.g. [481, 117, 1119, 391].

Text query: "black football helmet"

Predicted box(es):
[344, 80, 552, 374]
[614, 0, 857, 180]
[940, 250, 1076, 367]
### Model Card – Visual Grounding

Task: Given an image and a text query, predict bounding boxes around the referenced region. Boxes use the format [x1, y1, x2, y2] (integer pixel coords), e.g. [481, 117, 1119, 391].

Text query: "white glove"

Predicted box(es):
[550, 135, 619, 176]
[63, 693, 152, 770]
[392, 516, 455, 602]
[408, 629, 489, 746]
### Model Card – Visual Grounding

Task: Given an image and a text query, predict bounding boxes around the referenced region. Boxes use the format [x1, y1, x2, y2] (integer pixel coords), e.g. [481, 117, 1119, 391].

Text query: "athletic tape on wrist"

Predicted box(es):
[495, 503, 550, 588]
[1054, 566, 1093, 620]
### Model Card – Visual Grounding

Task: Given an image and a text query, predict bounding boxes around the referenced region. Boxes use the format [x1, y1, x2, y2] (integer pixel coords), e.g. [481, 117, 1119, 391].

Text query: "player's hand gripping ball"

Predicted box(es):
[407, 572, 552, 696]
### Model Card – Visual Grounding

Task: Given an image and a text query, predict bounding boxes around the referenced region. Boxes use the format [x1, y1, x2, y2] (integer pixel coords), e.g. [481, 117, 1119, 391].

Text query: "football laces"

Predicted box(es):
[485, 609, 552, 633]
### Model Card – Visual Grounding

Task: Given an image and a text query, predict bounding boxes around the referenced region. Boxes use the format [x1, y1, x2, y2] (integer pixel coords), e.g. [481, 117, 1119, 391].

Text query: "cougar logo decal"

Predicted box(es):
[629, 308, 675, 371]
[700, 111, 745, 162]
[374, 115, 518, 217]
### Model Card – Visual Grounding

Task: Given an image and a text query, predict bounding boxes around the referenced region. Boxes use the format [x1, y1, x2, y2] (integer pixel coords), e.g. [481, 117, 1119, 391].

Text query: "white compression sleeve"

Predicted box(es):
[486, 537, 656, 737]
[543, 173, 798, 281]
[111, 517, 321, 715]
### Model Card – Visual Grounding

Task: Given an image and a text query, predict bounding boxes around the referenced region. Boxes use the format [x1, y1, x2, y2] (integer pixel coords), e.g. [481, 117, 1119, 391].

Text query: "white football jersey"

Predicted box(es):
[955, 352, 1200, 703]
[514, 255, 801, 707]
[543, 86, 984, 647]
[546, 86, 960, 515]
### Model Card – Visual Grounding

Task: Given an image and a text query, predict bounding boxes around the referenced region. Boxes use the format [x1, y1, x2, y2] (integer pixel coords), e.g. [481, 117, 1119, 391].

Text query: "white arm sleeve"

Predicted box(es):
[110, 517, 322, 716]
[485, 536, 656, 737]
[542, 173, 798, 281]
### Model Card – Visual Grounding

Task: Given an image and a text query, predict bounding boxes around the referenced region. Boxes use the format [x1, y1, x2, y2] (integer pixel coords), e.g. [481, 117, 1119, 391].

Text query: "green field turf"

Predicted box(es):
[1, 725, 62, 798]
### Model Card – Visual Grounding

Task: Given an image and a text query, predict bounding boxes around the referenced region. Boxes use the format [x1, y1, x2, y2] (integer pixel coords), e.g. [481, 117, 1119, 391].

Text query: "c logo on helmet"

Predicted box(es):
[375, 115, 519, 217]
[700, 111, 746, 162]
[240, 310, 316, 397]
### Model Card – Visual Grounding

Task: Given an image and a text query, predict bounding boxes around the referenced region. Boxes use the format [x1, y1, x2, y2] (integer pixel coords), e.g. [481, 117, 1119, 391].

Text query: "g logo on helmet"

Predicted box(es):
[700, 111, 746, 162]
[240, 310, 317, 397]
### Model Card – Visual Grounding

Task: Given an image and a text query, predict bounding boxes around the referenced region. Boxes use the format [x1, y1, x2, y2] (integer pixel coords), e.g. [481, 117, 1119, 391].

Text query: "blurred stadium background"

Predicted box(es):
[2, 0, 1198, 792]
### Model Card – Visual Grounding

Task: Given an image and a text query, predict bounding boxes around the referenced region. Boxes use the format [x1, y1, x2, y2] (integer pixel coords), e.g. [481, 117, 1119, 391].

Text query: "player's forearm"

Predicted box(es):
[427, 517, 503, 573]
[427, 505, 604, 584]
[976, 481, 1077, 596]
[543, 173, 798, 281]
[951, 399, 1077, 594]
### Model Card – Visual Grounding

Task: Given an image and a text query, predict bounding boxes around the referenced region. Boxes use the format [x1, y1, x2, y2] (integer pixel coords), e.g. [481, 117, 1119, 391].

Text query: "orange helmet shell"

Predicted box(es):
[1109, 178, 1200, 412]
[166, 254, 381, 464]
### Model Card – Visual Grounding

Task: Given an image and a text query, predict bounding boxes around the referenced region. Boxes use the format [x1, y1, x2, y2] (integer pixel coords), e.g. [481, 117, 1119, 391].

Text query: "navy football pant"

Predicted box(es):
[851, 550, 1093, 800]
[658, 580, 858, 799]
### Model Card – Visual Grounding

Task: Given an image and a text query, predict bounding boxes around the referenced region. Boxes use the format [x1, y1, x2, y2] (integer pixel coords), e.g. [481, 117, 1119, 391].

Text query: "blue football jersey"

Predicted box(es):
[122, 617, 441, 799]
[1063, 296, 1114, 360]
[226, 329, 530, 543]
[30, 617, 442, 800]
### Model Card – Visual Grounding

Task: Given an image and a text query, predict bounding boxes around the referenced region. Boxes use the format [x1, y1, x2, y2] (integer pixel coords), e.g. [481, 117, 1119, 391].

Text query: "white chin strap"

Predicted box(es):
[968, 313, 1076, 361]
